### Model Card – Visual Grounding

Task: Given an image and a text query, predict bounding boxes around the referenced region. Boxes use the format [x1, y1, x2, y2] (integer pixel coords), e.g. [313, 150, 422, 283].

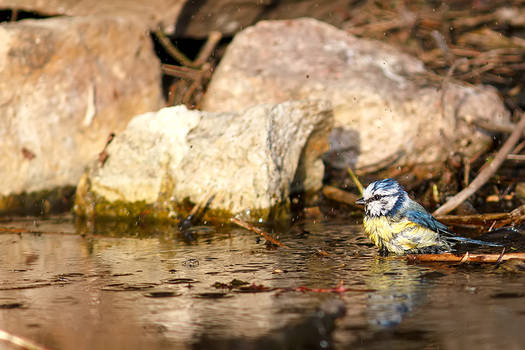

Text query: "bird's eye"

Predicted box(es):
[372, 194, 382, 201]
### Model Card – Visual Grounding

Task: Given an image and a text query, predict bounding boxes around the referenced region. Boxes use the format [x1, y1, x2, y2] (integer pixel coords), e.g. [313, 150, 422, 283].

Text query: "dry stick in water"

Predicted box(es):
[406, 252, 525, 263]
[230, 218, 288, 248]
[178, 193, 215, 231]
[433, 111, 525, 216]
[0, 329, 50, 350]
[435, 204, 525, 229]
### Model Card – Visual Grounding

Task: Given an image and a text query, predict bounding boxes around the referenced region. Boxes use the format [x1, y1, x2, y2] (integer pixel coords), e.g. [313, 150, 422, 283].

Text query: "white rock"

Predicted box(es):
[76, 101, 332, 222]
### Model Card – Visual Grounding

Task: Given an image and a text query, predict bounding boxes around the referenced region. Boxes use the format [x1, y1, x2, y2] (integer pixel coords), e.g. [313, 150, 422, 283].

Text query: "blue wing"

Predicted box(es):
[404, 209, 450, 234]
[404, 209, 502, 247]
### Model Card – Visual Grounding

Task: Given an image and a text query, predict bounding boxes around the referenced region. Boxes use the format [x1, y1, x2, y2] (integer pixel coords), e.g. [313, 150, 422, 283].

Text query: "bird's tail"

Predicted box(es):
[446, 236, 503, 247]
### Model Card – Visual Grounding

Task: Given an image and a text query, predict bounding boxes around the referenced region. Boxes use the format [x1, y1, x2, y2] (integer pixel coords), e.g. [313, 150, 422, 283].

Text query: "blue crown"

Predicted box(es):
[371, 178, 402, 192]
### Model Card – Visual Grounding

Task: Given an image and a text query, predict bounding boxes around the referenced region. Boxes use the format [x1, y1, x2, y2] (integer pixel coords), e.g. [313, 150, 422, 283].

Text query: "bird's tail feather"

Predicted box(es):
[446, 236, 502, 247]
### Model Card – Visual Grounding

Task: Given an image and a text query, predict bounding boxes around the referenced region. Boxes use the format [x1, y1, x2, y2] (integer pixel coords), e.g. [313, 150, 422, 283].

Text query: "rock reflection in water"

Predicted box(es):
[0, 217, 359, 350]
[1, 216, 525, 350]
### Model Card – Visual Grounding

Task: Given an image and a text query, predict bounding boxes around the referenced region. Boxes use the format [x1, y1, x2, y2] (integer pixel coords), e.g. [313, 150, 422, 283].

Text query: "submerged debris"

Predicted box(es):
[144, 291, 181, 298]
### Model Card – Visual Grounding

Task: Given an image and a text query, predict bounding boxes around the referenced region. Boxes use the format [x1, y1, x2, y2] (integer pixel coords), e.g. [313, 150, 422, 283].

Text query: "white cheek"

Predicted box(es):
[367, 197, 396, 216]
[381, 199, 395, 211]
[367, 202, 382, 216]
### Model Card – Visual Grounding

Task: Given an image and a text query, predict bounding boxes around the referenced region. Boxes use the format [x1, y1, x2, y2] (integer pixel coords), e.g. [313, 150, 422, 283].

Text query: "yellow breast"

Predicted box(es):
[363, 216, 441, 254]
[363, 216, 416, 243]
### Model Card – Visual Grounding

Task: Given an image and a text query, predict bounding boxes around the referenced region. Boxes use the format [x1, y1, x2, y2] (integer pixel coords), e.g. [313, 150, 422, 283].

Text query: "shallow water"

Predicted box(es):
[0, 215, 524, 349]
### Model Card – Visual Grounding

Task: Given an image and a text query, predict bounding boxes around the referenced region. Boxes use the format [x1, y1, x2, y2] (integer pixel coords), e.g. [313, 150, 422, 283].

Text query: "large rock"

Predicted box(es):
[173, 0, 352, 38]
[0, 15, 163, 214]
[0, 0, 185, 30]
[202, 18, 510, 175]
[75, 101, 332, 223]
[0, 0, 357, 38]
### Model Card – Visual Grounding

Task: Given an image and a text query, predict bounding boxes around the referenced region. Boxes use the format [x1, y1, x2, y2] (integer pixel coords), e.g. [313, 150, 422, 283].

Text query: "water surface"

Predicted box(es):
[0, 215, 524, 349]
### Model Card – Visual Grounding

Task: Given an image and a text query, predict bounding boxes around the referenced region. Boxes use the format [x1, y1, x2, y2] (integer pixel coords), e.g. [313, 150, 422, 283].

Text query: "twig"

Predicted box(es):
[440, 58, 468, 127]
[406, 252, 525, 263]
[463, 158, 470, 186]
[98, 132, 115, 167]
[347, 168, 363, 195]
[322, 186, 362, 209]
[459, 252, 470, 264]
[230, 218, 288, 248]
[435, 212, 521, 226]
[495, 248, 506, 267]
[507, 154, 525, 161]
[0, 227, 78, 236]
[178, 193, 215, 231]
[433, 110, 525, 216]
[153, 29, 194, 67]
[473, 119, 525, 137]
[512, 140, 525, 154]
[161, 64, 202, 80]
[193, 31, 222, 67]
[182, 63, 211, 106]
[0, 329, 50, 350]
[431, 30, 454, 64]
[160, 30, 219, 108]
[10, 9, 18, 22]
[167, 80, 185, 106]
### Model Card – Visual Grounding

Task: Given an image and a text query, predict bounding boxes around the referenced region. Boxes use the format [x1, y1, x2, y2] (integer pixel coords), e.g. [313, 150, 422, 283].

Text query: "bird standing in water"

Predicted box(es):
[356, 178, 501, 255]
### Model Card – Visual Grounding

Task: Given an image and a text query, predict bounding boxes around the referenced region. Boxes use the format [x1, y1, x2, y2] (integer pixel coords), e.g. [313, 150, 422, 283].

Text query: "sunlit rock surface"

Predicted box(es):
[0, 0, 185, 29]
[0, 16, 163, 213]
[202, 18, 510, 174]
[75, 101, 332, 222]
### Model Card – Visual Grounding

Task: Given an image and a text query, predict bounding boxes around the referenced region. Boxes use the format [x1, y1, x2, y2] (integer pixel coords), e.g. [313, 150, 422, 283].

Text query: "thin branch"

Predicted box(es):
[0, 329, 50, 350]
[433, 111, 525, 216]
[322, 186, 362, 209]
[10, 9, 18, 22]
[179, 193, 215, 232]
[193, 31, 222, 67]
[406, 252, 525, 263]
[435, 212, 518, 225]
[347, 168, 364, 195]
[473, 119, 525, 136]
[230, 218, 288, 248]
[161, 64, 202, 80]
[495, 247, 506, 266]
[507, 154, 525, 161]
[153, 29, 195, 67]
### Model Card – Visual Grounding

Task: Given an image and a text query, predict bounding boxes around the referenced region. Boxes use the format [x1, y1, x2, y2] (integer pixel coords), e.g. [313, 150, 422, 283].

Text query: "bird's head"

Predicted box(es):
[356, 178, 408, 217]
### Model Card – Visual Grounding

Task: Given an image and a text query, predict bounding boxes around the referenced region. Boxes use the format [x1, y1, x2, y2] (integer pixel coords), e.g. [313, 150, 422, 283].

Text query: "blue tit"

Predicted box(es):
[356, 178, 502, 255]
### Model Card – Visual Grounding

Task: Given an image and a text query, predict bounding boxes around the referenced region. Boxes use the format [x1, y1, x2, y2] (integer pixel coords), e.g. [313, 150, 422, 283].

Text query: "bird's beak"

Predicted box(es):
[356, 197, 365, 205]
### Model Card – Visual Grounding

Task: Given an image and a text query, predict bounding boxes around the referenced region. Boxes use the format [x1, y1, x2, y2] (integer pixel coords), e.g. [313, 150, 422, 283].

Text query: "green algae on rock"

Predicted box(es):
[0, 186, 76, 216]
[74, 101, 333, 223]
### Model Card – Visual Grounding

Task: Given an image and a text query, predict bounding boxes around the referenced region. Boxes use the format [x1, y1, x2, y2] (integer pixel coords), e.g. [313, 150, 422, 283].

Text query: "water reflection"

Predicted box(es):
[365, 258, 429, 329]
[0, 216, 525, 349]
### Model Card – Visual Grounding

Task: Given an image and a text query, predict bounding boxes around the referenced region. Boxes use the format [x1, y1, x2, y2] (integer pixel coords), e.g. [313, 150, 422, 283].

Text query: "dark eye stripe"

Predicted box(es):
[366, 194, 383, 203]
